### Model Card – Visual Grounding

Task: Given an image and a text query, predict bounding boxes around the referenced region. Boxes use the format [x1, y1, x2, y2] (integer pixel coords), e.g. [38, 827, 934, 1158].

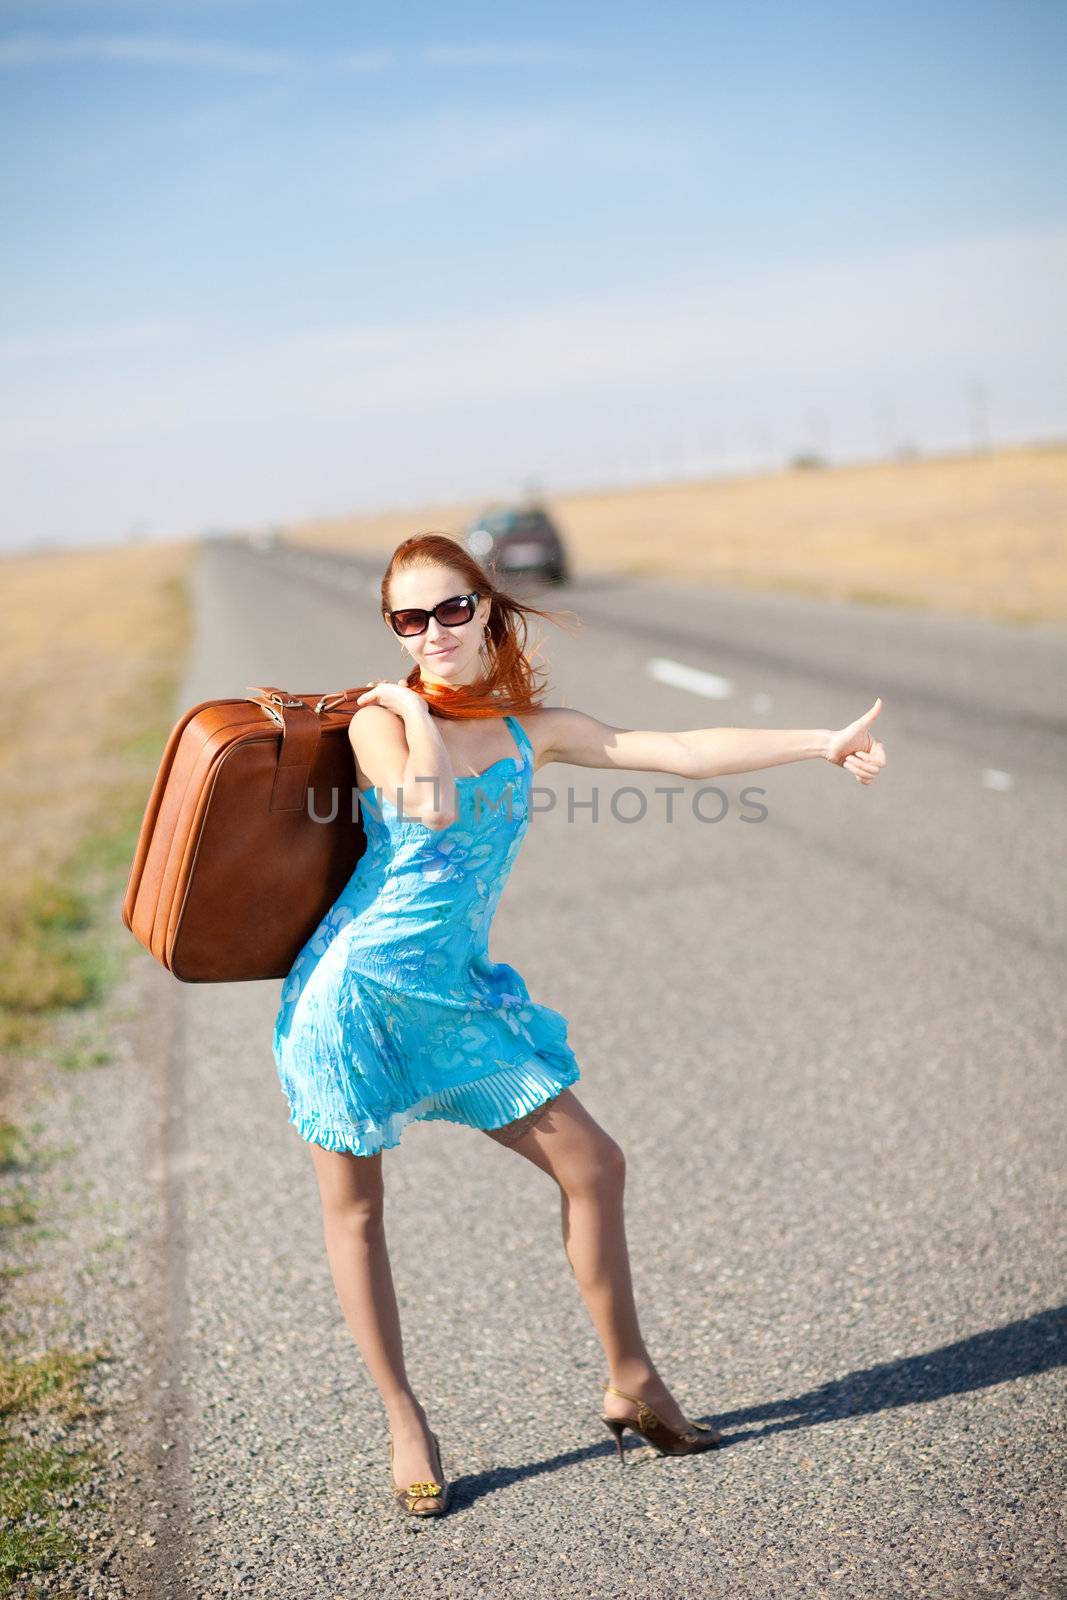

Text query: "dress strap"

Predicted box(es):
[503, 715, 533, 769]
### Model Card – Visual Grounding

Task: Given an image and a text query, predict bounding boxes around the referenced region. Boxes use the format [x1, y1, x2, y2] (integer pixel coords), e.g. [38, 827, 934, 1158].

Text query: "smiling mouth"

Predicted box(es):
[427, 647, 455, 656]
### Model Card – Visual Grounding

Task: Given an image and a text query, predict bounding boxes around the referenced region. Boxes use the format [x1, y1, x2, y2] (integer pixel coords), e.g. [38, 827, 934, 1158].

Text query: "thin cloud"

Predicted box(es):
[0, 32, 576, 73]
[5, 227, 1063, 444]
[420, 42, 589, 68]
[329, 47, 393, 73]
[0, 316, 203, 359]
[343, 105, 579, 202]
[0, 31, 298, 70]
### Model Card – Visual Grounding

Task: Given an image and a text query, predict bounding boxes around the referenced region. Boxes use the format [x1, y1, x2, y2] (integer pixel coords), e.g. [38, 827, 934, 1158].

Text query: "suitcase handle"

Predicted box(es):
[314, 687, 369, 715]
[246, 684, 371, 719]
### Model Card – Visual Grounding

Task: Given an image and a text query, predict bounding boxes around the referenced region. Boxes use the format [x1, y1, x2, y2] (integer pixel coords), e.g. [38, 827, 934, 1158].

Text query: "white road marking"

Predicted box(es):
[982, 769, 1014, 791]
[648, 657, 733, 699]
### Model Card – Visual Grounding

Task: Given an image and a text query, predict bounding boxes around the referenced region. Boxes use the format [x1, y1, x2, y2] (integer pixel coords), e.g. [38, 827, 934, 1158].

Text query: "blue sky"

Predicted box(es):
[2, 0, 1065, 550]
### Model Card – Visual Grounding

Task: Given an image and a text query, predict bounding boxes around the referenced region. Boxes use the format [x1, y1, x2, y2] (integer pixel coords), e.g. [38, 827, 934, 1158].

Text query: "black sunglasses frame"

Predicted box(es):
[385, 591, 482, 638]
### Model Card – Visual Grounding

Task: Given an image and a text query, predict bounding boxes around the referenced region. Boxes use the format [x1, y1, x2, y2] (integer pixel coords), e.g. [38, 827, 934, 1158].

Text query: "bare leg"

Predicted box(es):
[487, 1088, 698, 1433]
[307, 1142, 441, 1492]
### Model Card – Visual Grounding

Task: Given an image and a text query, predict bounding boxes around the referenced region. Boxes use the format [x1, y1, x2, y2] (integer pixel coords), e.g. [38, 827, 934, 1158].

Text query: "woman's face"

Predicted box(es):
[386, 565, 492, 690]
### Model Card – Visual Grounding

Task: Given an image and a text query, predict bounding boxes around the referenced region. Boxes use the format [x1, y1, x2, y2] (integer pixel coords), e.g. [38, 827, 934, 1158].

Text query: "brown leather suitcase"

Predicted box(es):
[121, 683, 371, 982]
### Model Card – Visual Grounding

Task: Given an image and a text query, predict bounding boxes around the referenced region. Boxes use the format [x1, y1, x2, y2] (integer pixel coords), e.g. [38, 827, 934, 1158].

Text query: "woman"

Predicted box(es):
[272, 532, 887, 1518]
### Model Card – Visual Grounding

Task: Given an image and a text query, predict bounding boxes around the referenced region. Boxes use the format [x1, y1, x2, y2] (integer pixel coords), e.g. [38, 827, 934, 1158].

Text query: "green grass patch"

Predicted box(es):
[0, 647, 185, 1060]
[0, 880, 97, 1016]
[0, 1346, 105, 1425]
[0, 1346, 107, 1587]
[55, 1039, 114, 1075]
[0, 799, 147, 1055]
[0, 1124, 28, 1173]
[0, 1195, 37, 1230]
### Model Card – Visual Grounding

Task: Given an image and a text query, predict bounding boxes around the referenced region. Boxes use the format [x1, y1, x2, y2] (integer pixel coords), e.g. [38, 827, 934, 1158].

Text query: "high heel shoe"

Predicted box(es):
[388, 1428, 451, 1516]
[601, 1383, 724, 1464]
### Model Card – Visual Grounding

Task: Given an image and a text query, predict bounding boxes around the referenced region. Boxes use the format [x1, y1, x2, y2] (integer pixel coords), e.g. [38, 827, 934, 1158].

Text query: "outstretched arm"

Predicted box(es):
[543, 698, 887, 785]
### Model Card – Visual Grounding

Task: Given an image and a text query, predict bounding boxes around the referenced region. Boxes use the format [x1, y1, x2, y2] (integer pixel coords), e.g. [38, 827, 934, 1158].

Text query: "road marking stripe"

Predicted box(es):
[648, 657, 733, 699]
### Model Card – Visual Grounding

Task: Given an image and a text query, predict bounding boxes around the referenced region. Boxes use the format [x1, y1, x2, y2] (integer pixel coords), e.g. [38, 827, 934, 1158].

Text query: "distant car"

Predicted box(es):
[463, 505, 570, 584]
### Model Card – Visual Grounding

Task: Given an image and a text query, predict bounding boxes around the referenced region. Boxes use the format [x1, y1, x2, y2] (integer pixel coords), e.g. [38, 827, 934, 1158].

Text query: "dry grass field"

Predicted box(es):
[283, 440, 1067, 626]
[0, 539, 195, 1056]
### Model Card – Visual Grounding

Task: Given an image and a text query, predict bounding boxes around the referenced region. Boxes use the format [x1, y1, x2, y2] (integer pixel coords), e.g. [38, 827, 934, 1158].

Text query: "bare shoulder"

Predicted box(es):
[512, 707, 571, 772]
[347, 702, 407, 742]
[347, 703, 410, 791]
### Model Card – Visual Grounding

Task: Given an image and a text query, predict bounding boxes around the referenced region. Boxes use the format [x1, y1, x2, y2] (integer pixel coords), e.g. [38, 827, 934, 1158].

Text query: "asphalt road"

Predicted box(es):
[126, 535, 1067, 1599]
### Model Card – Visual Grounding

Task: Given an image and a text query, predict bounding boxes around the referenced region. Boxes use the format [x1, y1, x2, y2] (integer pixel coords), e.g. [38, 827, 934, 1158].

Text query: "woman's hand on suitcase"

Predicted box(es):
[355, 678, 429, 722]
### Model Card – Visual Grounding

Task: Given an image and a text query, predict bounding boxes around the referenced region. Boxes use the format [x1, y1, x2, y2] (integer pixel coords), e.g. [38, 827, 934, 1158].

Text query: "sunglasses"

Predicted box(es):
[385, 591, 482, 638]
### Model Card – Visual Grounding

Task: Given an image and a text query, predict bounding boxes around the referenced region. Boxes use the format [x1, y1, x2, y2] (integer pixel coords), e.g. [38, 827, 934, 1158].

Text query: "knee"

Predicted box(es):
[601, 1136, 626, 1186]
[327, 1194, 385, 1237]
[570, 1133, 626, 1195]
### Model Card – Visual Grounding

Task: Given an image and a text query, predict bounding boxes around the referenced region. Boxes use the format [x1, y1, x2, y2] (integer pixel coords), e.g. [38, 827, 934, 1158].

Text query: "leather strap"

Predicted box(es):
[245, 686, 324, 813]
[604, 1385, 645, 1405]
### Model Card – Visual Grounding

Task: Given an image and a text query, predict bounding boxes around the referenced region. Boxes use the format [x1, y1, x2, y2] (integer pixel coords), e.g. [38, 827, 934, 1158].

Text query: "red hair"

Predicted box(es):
[379, 532, 580, 720]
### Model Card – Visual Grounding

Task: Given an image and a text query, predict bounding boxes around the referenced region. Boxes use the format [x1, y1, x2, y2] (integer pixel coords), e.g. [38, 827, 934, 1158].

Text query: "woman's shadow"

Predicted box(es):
[448, 1304, 1066, 1508]
[716, 1302, 1066, 1442]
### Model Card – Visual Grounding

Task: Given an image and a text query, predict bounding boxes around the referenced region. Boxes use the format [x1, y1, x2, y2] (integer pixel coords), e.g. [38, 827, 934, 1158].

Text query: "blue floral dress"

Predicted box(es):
[272, 714, 581, 1156]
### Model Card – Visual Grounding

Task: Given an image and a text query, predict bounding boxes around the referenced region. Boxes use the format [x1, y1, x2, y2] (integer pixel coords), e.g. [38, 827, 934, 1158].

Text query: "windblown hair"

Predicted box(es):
[379, 532, 580, 721]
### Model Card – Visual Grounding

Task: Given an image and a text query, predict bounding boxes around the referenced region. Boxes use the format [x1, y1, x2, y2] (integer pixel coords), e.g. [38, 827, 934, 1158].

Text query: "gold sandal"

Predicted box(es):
[388, 1428, 452, 1516]
[601, 1383, 724, 1464]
